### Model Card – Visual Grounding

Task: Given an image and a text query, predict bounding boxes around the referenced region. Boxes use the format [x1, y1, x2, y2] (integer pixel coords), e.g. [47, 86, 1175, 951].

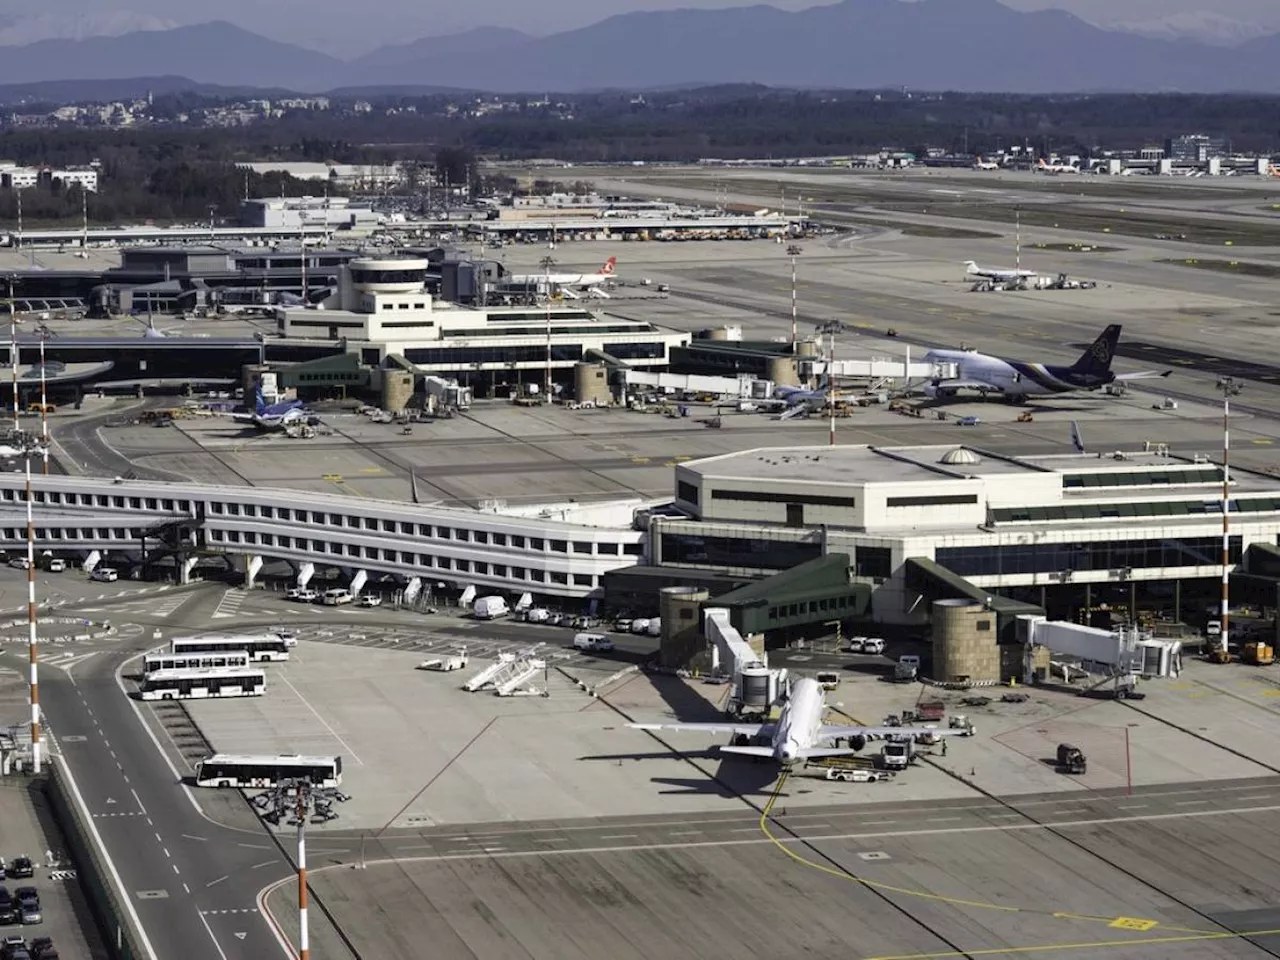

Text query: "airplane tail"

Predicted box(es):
[600, 256, 617, 275]
[963, 260, 979, 274]
[254, 384, 267, 415]
[1070, 324, 1121, 377]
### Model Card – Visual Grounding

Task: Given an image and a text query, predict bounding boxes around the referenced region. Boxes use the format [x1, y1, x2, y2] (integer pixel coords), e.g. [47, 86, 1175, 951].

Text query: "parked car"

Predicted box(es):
[11, 893, 34, 910]
[613, 618, 633, 634]
[44, 559, 65, 573]
[89, 567, 119, 582]
[17, 901, 39, 925]
[7, 558, 28, 570]
[285, 587, 304, 600]
[5, 862, 27, 881]
[294, 589, 319, 603]
[523, 607, 550, 624]
[357, 595, 382, 608]
[28, 937, 57, 960]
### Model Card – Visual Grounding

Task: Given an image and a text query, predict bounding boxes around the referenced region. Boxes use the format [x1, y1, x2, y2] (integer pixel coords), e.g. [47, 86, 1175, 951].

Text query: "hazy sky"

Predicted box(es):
[2, 0, 1278, 55]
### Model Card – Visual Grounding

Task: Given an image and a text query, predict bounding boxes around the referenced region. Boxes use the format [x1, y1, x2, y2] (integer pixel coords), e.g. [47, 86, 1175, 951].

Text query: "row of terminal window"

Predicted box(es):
[767, 594, 858, 621]
[1, 489, 192, 512]
[206, 500, 640, 556]
[204, 528, 596, 586]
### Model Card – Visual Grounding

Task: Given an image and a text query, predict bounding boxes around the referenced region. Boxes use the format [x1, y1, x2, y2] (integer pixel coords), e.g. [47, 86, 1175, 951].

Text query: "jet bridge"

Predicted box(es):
[1016, 615, 1182, 696]
[704, 607, 787, 718]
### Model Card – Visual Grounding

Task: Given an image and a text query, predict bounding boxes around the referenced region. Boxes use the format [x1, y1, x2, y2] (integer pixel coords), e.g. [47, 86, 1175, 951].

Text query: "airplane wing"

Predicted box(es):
[1114, 371, 1172, 381]
[629, 721, 770, 738]
[933, 379, 1002, 393]
[818, 725, 972, 741]
[228, 412, 257, 424]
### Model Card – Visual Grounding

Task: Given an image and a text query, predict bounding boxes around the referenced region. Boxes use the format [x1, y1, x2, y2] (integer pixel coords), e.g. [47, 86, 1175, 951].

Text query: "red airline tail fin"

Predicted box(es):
[601, 256, 617, 275]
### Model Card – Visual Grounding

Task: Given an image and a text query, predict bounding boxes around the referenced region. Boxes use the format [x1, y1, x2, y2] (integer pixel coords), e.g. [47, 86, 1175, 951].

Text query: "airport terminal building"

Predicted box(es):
[642, 443, 1279, 631]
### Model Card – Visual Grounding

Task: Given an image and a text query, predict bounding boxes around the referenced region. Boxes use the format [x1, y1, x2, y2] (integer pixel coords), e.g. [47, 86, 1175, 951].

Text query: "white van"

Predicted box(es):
[630, 618, 650, 635]
[573, 632, 613, 653]
[645, 618, 661, 637]
[322, 588, 354, 606]
[90, 566, 119, 582]
[473, 596, 510, 620]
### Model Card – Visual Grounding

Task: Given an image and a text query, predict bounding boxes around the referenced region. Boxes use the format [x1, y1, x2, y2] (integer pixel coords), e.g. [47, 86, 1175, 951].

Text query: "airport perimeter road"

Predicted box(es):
[44, 648, 298, 960]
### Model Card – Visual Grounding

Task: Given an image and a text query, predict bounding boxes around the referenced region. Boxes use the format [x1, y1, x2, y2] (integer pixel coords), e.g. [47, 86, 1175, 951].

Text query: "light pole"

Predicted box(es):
[7, 276, 18, 434]
[1215, 376, 1243, 660]
[539, 255, 556, 405]
[787, 245, 802, 350]
[36, 326, 50, 475]
[254, 778, 344, 960]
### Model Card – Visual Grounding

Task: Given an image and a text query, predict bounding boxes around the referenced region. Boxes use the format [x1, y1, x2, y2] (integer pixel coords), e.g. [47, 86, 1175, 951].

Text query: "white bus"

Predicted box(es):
[193, 753, 343, 789]
[171, 633, 292, 663]
[144, 649, 251, 676]
[139, 666, 266, 701]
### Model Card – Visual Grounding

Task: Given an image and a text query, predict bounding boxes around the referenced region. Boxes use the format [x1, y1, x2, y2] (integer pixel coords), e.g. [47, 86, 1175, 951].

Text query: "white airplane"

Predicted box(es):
[1037, 158, 1080, 174]
[768, 380, 831, 420]
[920, 324, 1170, 401]
[509, 256, 618, 292]
[629, 676, 968, 766]
[973, 156, 999, 171]
[964, 260, 1037, 282]
[229, 385, 310, 432]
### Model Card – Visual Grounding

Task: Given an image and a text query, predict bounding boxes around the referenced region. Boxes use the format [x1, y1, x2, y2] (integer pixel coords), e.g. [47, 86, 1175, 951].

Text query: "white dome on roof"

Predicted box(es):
[939, 447, 981, 466]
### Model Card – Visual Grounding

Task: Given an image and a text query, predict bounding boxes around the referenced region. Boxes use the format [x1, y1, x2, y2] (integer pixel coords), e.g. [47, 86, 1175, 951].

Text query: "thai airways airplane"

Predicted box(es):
[509, 256, 618, 292]
[920, 324, 1169, 400]
[630, 676, 969, 766]
[964, 260, 1037, 282]
[231, 386, 309, 431]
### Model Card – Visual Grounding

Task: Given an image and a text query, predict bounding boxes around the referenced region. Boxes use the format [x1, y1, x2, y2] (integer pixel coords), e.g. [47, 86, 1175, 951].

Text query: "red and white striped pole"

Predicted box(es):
[790, 253, 798, 350]
[1219, 377, 1239, 656]
[828, 327, 837, 447]
[38, 332, 49, 476]
[297, 788, 309, 960]
[24, 440, 39, 772]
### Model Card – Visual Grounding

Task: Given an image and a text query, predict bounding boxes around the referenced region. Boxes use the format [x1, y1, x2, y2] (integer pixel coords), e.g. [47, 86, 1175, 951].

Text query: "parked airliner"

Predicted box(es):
[920, 324, 1169, 401]
[964, 260, 1037, 283]
[630, 676, 969, 766]
[509, 256, 618, 292]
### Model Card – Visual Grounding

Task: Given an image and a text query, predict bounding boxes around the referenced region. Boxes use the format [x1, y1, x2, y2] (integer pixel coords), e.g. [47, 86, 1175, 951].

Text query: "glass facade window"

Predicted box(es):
[887, 494, 978, 508]
[855, 546, 893, 579]
[936, 536, 1241, 577]
[663, 533, 821, 570]
[403, 344, 584, 366]
[350, 268, 425, 285]
[711, 489, 855, 507]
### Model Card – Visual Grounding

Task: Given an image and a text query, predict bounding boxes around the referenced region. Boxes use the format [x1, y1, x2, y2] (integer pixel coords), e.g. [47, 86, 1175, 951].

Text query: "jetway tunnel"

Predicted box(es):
[704, 607, 786, 718]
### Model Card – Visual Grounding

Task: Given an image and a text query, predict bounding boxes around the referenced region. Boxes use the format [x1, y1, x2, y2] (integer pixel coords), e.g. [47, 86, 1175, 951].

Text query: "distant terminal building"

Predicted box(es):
[270, 256, 689, 397]
[235, 161, 406, 191]
[1167, 134, 1226, 164]
[239, 196, 379, 230]
[0, 163, 97, 192]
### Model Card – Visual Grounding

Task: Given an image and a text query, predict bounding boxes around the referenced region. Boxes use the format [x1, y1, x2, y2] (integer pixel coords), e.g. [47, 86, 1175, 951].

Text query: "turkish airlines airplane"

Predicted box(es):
[509, 256, 618, 292]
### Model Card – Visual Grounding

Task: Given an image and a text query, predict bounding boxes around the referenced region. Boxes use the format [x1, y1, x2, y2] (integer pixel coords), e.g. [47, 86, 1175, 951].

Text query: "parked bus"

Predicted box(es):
[139, 666, 266, 701]
[144, 649, 251, 676]
[171, 633, 291, 663]
[193, 753, 343, 789]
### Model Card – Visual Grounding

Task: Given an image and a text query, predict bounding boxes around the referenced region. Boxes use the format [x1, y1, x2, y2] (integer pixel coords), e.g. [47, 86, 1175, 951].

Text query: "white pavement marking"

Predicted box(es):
[196, 908, 231, 960]
[274, 670, 363, 765]
[211, 589, 249, 620]
[113, 655, 206, 818]
[359, 802, 1280, 865]
[206, 875, 228, 888]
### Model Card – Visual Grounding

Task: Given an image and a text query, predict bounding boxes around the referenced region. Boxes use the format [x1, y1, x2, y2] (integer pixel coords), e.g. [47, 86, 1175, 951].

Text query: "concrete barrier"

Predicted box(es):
[44, 761, 152, 960]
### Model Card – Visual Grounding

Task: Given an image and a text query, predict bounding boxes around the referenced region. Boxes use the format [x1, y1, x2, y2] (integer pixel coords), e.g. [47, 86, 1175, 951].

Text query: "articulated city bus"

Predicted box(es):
[144, 649, 252, 676]
[171, 633, 292, 663]
[193, 753, 343, 789]
[139, 666, 266, 701]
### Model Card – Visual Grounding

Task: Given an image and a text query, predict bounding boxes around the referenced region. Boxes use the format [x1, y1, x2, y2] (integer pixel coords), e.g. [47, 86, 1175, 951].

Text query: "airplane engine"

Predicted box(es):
[849, 735, 867, 752]
[924, 384, 952, 400]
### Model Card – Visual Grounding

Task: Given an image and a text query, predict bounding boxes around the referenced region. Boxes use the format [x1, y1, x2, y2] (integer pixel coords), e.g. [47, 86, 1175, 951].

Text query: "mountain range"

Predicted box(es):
[0, 0, 1278, 95]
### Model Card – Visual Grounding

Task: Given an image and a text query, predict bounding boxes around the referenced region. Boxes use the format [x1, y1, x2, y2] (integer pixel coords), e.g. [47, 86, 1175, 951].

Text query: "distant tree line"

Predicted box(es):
[2, 88, 1279, 222]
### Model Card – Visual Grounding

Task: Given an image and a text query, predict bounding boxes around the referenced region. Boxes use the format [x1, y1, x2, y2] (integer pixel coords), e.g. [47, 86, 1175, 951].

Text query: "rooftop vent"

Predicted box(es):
[939, 447, 981, 466]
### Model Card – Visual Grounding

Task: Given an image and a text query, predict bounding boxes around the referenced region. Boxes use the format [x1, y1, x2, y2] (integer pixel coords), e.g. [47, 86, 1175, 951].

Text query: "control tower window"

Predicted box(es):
[351, 268, 424, 286]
